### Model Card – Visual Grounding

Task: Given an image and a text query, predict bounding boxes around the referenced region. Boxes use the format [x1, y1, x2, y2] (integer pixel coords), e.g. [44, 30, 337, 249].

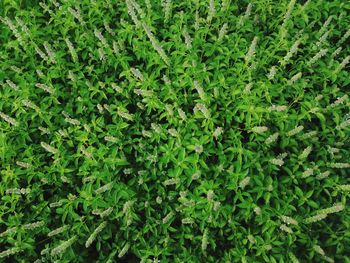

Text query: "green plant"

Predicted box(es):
[0, 0, 349, 262]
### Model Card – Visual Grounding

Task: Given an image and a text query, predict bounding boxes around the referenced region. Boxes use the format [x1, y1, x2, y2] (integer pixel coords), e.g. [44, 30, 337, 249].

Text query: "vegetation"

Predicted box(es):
[0, 0, 349, 262]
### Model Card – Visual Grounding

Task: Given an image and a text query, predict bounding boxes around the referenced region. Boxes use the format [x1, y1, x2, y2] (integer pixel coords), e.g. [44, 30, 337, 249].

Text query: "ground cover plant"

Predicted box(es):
[0, 0, 349, 262]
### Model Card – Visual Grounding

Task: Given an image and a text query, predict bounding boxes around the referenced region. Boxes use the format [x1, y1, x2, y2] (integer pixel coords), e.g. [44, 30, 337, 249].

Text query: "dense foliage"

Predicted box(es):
[0, 0, 349, 262]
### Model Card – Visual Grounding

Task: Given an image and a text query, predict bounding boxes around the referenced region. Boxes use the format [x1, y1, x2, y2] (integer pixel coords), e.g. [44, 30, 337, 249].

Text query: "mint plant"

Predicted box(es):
[0, 0, 349, 262]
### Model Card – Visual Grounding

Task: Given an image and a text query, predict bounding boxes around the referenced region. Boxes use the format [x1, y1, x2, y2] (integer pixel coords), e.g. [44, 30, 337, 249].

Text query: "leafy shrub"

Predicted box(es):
[0, 0, 349, 262]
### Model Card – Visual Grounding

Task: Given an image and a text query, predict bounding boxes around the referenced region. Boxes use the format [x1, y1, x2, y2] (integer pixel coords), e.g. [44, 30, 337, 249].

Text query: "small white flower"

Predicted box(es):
[207, 190, 214, 201]
[130, 67, 144, 81]
[195, 103, 210, 118]
[118, 243, 130, 258]
[168, 128, 178, 137]
[162, 0, 172, 24]
[218, 23, 228, 41]
[94, 28, 108, 47]
[156, 196, 162, 204]
[165, 104, 174, 116]
[328, 162, 350, 169]
[125, 0, 140, 26]
[68, 6, 84, 24]
[329, 94, 348, 107]
[35, 83, 55, 94]
[237, 3, 252, 27]
[269, 158, 284, 166]
[254, 206, 261, 215]
[123, 200, 134, 214]
[194, 81, 206, 100]
[162, 211, 174, 224]
[248, 234, 256, 244]
[192, 171, 201, 180]
[43, 42, 56, 63]
[239, 176, 251, 189]
[6, 79, 19, 90]
[163, 178, 179, 186]
[251, 126, 268, 134]
[178, 108, 187, 121]
[269, 105, 287, 112]
[0, 112, 18, 126]
[0, 247, 21, 259]
[316, 203, 344, 215]
[286, 125, 304, 137]
[16, 161, 32, 168]
[299, 146, 312, 159]
[288, 72, 302, 85]
[213, 127, 223, 139]
[281, 39, 300, 66]
[0, 227, 17, 238]
[313, 245, 325, 256]
[65, 38, 78, 63]
[22, 99, 40, 112]
[65, 117, 80, 126]
[117, 109, 134, 121]
[244, 83, 252, 93]
[282, 0, 296, 27]
[142, 23, 170, 65]
[95, 182, 113, 194]
[48, 225, 69, 237]
[85, 221, 107, 248]
[301, 168, 314, 178]
[265, 132, 279, 145]
[304, 213, 327, 224]
[51, 236, 77, 256]
[194, 144, 203, 154]
[308, 49, 328, 66]
[207, 0, 215, 23]
[151, 123, 162, 134]
[280, 215, 298, 225]
[338, 185, 350, 191]
[280, 224, 293, 234]
[181, 217, 194, 224]
[245, 36, 258, 63]
[41, 142, 58, 154]
[201, 228, 208, 251]
[267, 66, 277, 80]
